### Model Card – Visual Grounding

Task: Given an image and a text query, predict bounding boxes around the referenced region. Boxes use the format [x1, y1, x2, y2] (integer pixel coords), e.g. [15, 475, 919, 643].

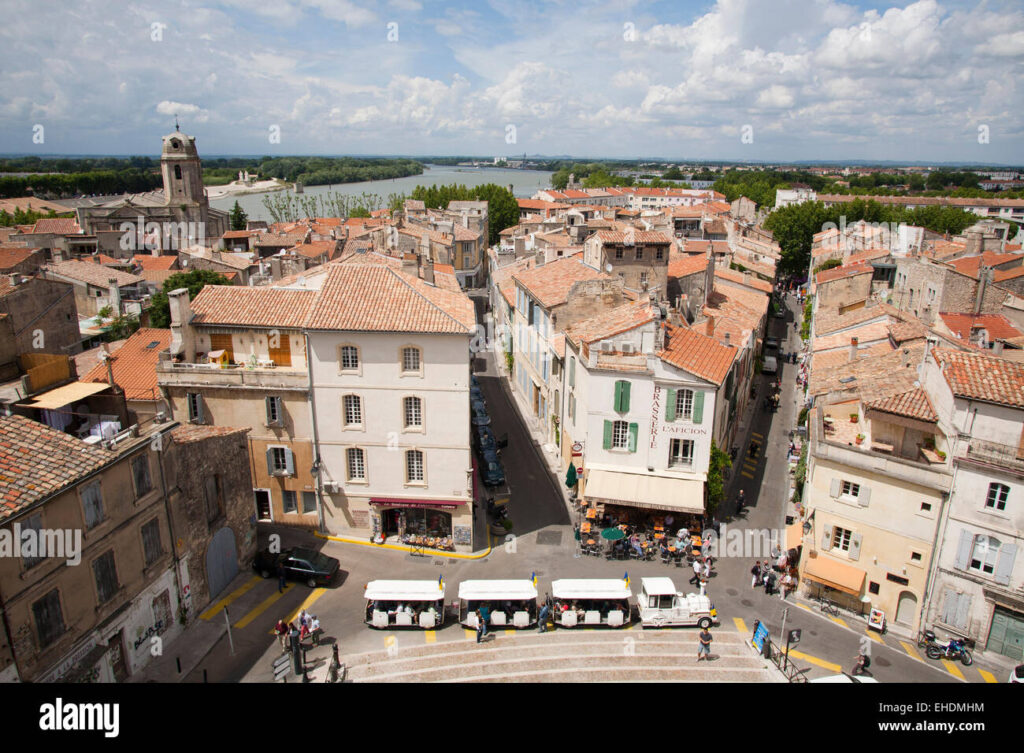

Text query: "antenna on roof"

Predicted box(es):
[174, 114, 180, 132]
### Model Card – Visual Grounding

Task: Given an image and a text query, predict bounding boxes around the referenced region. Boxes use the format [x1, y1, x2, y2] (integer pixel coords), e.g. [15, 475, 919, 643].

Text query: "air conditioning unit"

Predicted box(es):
[323, 482, 340, 494]
[621, 343, 635, 353]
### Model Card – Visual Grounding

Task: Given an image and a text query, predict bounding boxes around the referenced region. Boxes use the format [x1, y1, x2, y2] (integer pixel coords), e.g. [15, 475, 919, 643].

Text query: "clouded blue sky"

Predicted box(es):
[1, 0, 1021, 162]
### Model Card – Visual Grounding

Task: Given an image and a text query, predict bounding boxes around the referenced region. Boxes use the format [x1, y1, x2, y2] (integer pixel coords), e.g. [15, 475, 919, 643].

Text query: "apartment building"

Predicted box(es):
[920, 348, 1024, 661]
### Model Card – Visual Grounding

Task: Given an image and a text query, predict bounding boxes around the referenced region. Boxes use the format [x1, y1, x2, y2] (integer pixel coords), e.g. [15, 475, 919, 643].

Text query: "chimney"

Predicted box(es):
[704, 247, 715, 307]
[849, 336, 859, 362]
[52, 250, 63, 263]
[705, 315, 715, 336]
[743, 271, 751, 287]
[923, 335, 938, 364]
[107, 278, 121, 315]
[167, 287, 196, 362]
[402, 252, 418, 277]
[269, 256, 282, 281]
[422, 257, 435, 285]
[101, 344, 116, 386]
[7, 273, 19, 286]
[993, 339, 1005, 355]
[974, 266, 992, 315]
[724, 332, 730, 347]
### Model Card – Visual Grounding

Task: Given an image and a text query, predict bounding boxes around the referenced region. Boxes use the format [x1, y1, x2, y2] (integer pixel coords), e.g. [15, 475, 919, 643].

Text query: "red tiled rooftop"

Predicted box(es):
[81, 328, 170, 401]
[658, 323, 735, 385]
[934, 347, 1024, 408]
[939, 313, 1024, 343]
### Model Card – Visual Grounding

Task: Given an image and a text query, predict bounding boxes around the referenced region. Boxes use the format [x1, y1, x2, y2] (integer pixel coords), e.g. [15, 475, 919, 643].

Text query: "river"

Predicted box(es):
[210, 164, 553, 221]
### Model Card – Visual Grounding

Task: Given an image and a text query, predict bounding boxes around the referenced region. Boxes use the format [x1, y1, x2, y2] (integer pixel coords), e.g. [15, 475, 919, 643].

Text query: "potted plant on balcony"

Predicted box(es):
[936, 450, 947, 461]
[850, 413, 859, 423]
[855, 434, 865, 445]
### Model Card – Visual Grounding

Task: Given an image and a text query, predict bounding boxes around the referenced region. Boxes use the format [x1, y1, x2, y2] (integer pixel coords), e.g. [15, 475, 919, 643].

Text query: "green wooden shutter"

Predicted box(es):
[665, 389, 676, 421]
[692, 391, 704, 424]
[628, 423, 638, 453]
[616, 380, 630, 412]
[603, 420, 613, 449]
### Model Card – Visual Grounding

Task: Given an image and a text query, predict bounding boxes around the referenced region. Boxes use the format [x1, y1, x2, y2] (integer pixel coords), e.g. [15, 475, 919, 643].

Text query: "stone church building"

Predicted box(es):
[76, 129, 229, 255]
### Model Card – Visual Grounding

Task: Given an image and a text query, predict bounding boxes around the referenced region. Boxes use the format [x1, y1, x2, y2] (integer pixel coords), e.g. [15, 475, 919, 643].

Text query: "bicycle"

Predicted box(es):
[818, 597, 840, 617]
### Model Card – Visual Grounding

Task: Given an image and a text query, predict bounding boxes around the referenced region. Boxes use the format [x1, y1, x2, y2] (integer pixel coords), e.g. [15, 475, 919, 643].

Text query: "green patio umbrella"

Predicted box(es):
[565, 464, 578, 488]
[601, 527, 625, 541]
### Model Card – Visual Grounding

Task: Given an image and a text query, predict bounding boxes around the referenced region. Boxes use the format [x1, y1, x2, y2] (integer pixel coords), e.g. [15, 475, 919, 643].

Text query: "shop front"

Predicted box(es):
[582, 469, 706, 533]
[800, 552, 867, 613]
[369, 498, 473, 553]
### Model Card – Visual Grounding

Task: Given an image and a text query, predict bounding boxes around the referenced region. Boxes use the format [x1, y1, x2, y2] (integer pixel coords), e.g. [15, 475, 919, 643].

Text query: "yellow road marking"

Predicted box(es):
[942, 659, 965, 680]
[978, 669, 997, 683]
[751, 432, 763, 439]
[784, 647, 842, 673]
[829, 616, 848, 628]
[234, 584, 293, 629]
[464, 629, 476, 640]
[796, 603, 813, 613]
[865, 629, 885, 643]
[424, 631, 436, 644]
[743, 463, 757, 472]
[281, 588, 328, 628]
[733, 617, 748, 634]
[900, 641, 923, 662]
[506, 629, 517, 636]
[200, 576, 261, 620]
[741, 471, 755, 479]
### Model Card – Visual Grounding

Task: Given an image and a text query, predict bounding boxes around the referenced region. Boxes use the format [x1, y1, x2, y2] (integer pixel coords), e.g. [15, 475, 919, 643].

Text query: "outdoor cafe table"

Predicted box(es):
[601, 527, 625, 541]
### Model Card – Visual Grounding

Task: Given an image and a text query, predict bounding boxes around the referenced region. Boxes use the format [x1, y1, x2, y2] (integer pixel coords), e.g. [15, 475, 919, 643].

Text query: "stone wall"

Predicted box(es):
[556, 277, 627, 331]
[0, 277, 80, 356]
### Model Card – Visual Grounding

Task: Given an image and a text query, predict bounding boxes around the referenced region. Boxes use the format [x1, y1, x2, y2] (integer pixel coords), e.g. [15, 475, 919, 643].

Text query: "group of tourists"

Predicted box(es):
[274, 609, 323, 652]
[750, 555, 797, 600]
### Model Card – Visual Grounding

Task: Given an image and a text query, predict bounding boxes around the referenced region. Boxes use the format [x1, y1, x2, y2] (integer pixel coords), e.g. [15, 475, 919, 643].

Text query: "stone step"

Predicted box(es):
[353, 655, 772, 683]
[344, 628, 746, 666]
[346, 641, 756, 679]
[459, 666, 775, 683]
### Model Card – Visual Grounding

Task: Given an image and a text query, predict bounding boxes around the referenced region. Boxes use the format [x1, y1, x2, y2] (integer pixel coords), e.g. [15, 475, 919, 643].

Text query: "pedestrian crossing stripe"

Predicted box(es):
[200, 576, 261, 620]
[864, 629, 885, 643]
[234, 584, 293, 629]
[828, 616, 848, 628]
[733, 617, 748, 635]
[743, 463, 757, 472]
[751, 432, 763, 439]
[424, 631, 436, 644]
[941, 659, 965, 680]
[783, 647, 841, 673]
[899, 641, 923, 662]
[741, 471, 755, 479]
[978, 669, 997, 683]
[281, 587, 328, 628]
[464, 629, 476, 640]
[796, 603, 813, 613]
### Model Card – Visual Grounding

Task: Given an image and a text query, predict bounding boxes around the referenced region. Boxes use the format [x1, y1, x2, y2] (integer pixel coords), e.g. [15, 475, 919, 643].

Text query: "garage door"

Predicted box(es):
[987, 607, 1024, 661]
[206, 527, 239, 599]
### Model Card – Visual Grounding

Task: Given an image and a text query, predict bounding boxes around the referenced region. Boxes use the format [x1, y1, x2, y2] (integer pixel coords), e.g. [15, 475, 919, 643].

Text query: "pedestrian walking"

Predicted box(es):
[298, 609, 310, 631]
[689, 557, 702, 585]
[780, 573, 794, 601]
[697, 626, 713, 662]
[736, 489, 745, 510]
[750, 561, 760, 588]
[310, 615, 321, 646]
[702, 558, 711, 580]
[538, 602, 550, 633]
[277, 562, 287, 593]
[475, 609, 485, 643]
[274, 619, 288, 651]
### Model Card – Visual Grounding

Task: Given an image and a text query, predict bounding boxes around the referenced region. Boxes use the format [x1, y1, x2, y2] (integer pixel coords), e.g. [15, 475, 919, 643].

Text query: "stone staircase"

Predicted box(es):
[343, 630, 779, 683]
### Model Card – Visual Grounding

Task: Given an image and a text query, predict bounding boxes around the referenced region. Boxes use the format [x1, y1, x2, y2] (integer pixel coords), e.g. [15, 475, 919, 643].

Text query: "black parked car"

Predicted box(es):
[475, 425, 497, 453]
[253, 547, 340, 588]
[480, 448, 506, 486]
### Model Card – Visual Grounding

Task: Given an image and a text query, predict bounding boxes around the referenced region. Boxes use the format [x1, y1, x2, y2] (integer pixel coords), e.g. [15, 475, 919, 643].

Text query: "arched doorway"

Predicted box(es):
[206, 527, 238, 599]
[895, 590, 918, 626]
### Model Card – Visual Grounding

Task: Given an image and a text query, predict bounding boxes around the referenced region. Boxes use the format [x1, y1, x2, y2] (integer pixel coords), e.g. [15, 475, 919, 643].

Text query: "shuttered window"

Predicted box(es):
[92, 550, 120, 604]
[613, 380, 631, 413]
[81, 481, 104, 530]
[209, 334, 234, 362]
[269, 335, 292, 367]
[32, 589, 65, 648]
[141, 518, 162, 567]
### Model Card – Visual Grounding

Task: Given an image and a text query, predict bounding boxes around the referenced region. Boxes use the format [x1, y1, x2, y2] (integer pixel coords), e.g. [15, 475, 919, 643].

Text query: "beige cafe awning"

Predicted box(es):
[583, 469, 704, 514]
[802, 554, 866, 596]
[23, 381, 109, 410]
[786, 521, 804, 551]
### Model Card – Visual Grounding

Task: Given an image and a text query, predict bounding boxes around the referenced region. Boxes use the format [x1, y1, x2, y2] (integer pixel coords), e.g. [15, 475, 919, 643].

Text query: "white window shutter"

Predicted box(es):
[953, 593, 972, 630]
[284, 448, 295, 476]
[265, 449, 274, 476]
[994, 543, 1017, 586]
[858, 487, 871, 507]
[821, 524, 833, 551]
[829, 478, 841, 498]
[953, 529, 973, 571]
[940, 589, 959, 625]
[849, 533, 862, 561]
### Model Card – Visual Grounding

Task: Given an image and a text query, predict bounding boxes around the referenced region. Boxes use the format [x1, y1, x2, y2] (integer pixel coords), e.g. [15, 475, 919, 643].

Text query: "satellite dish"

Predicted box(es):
[605, 263, 613, 273]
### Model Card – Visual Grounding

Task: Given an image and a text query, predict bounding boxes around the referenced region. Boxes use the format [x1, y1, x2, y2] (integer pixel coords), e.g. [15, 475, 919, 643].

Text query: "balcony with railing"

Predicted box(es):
[958, 437, 1024, 473]
[155, 350, 308, 391]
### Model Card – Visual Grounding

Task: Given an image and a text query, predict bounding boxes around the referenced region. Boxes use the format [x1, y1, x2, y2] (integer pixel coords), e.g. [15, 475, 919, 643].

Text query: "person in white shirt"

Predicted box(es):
[689, 557, 702, 585]
[310, 615, 321, 645]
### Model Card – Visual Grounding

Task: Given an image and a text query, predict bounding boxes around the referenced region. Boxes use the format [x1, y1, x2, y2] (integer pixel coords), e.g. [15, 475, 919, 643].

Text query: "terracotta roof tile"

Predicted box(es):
[594, 230, 672, 244]
[132, 254, 178, 270]
[171, 425, 250, 444]
[0, 415, 112, 521]
[563, 301, 658, 349]
[0, 246, 40, 270]
[714, 266, 774, 293]
[190, 286, 318, 329]
[938, 313, 1023, 343]
[935, 347, 1024, 408]
[658, 324, 735, 385]
[81, 328, 170, 401]
[44, 259, 144, 287]
[513, 255, 614, 308]
[29, 218, 81, 235]
[306, 265, 474, 333]
[668, 253, 708, 279]
[865, 388, 938, 422]
[815, 263, 873, 285]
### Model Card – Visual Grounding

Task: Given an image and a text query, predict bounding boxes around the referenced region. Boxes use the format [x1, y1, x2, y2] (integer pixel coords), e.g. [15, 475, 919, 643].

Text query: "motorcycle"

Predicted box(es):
[923, 632, 973, 666]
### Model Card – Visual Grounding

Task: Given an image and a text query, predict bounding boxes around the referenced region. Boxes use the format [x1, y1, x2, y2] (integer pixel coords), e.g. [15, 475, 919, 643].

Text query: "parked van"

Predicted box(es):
[636, 577, 718, 629]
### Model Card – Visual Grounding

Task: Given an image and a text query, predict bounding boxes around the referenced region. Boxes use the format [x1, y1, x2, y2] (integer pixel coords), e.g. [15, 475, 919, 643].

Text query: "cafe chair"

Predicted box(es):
[513, 611, 530, 628]
[490, 612, 508, 627]
[373, 611, 390, 628]
[607, 611, 624, 628]
[419, 613, 436, 629]
[584, 610, 602, 626]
